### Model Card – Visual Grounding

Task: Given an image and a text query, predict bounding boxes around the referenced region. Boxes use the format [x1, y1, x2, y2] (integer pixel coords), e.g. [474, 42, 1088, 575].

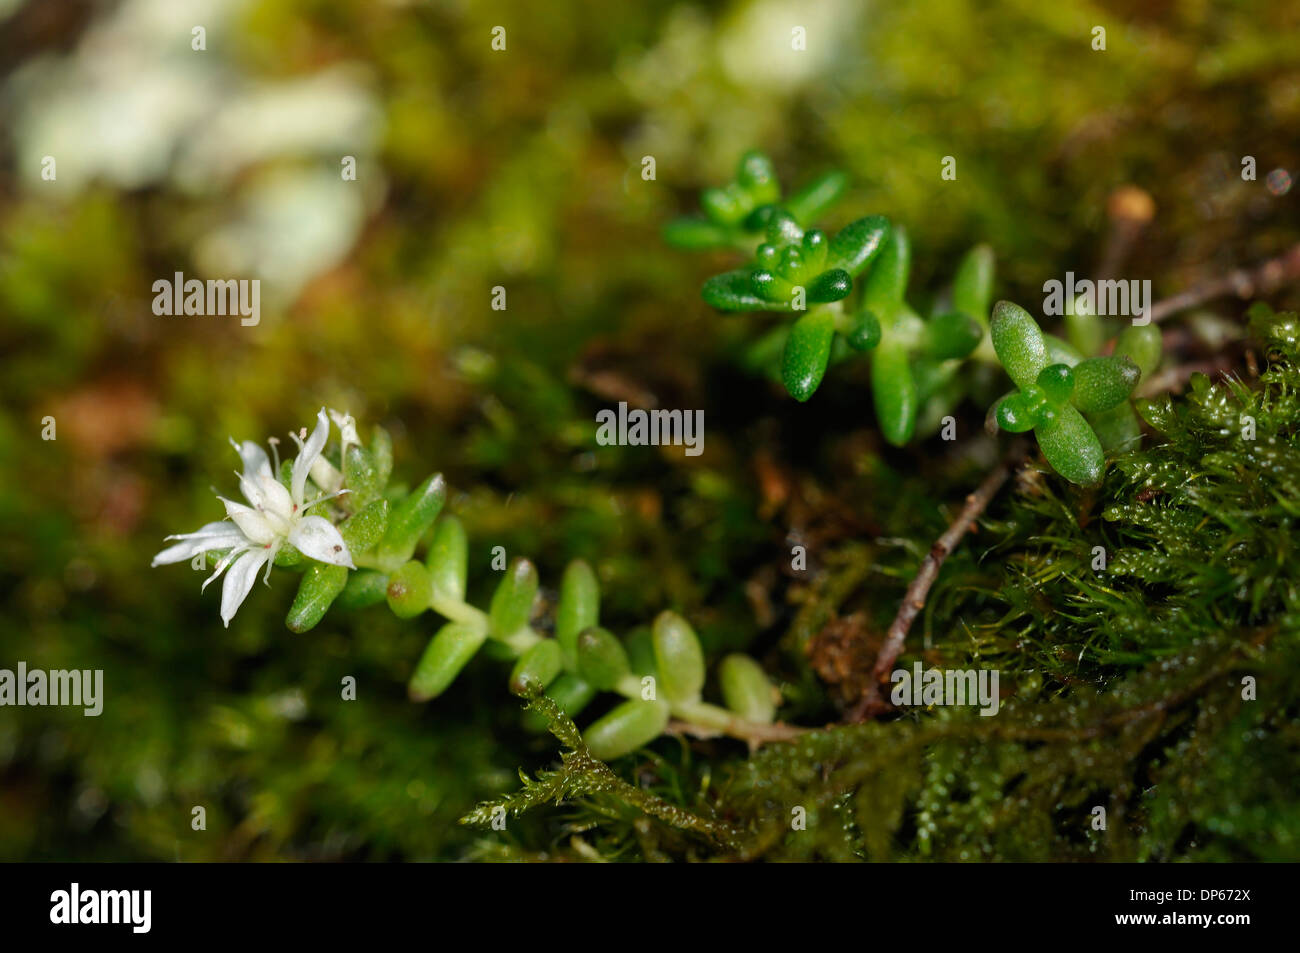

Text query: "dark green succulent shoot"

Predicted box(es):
[988, 301, 1143, 485]
[661, 150, 780, 252]
[662, 150, 847, 253]
[698, 207, 891, 402]
[670, 151, 991, 425]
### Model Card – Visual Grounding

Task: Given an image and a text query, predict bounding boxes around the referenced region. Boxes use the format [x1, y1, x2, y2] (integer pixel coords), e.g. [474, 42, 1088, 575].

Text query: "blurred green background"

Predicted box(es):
[1, 0, 1297, 860]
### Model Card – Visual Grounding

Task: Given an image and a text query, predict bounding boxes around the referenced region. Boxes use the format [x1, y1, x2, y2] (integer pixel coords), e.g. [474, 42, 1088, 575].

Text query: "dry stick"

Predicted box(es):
[846, 246, 1300, 724]
[846, 443, 1027, 723]
[1149, 242, 1300, 324]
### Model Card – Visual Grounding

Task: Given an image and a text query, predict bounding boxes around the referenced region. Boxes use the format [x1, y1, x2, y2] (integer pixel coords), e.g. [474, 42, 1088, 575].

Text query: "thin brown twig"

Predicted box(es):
[846, 442, 1028, 723]
[1149, 243, 1300, 324]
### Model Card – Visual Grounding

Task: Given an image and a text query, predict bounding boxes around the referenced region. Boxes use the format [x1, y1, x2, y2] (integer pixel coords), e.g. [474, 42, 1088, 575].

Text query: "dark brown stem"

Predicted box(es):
[1150, 243, 1300, 324]
[847, 442, 1027, 722]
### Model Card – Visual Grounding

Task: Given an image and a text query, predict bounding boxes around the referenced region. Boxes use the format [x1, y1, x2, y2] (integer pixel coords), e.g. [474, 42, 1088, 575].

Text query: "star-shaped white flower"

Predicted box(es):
[153, 408, 355, 626]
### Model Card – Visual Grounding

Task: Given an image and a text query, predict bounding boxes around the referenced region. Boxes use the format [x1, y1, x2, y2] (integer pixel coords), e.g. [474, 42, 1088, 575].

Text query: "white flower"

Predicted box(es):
[152, 408, 355, 627]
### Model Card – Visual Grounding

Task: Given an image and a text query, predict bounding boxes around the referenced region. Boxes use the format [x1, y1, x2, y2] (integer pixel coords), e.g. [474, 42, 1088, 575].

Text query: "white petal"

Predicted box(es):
[230, 438, 273, 479]
[151, 522, 245, 566]
[240, 472, 294, 524]
[220, 549, 272, 627]
[329, 409, 359, 451]
[291, 408, 331, 506]
[260, 474, 294, 513]
[238, 472, 270, 509]
[288, 515, 356, 568]
[221, 497, 277, 545]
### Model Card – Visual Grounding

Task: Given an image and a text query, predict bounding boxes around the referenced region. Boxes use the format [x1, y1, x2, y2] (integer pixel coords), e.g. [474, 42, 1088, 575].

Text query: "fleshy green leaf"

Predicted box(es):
[1035, 403, 1104, 485]
[1036, 363, 1076, 405]
[873, 340, 918, 446]
[702, 269, 774, 311]
[339, 499, 389, 555]
[555, 559, 600, 665]
[990, 300, 1049, 390]
[286, 563, 348, 633]
[409, 621, 488, 702]
[801, 229, 828, 273]
[488, 557, 538, 638]
[652, 611, 705, 704]
[335, 569, 389, 610]
[848, 310, 882, 351]
[952, 244, 994, 329]
[663, 218, 734, 250]
[1115, 324, 1162, 379]
[370, 425, 393, 489]
[860, 226, 911, 316]
[576, 626, 631, 691]
[827, 216, 889, 277]
[509, 639, 563, 696]
[343, 444, 383, 509]
[805, 268, 853, 304]
[1071, 356, 1140, 413]
[377, 473, 446, 571]
[1065, 309, 1107, 359]
[785, 170, 848, 226]
[425, 515, 468, 603]
[751, 268, 795, 304]
[924, 311, 983, 361]
[582, 698, 671, 761]
[273, 546, 304, 568]
[994, 393, 1037, 433]
[386, 560, 432, 619]
[719, 654, 777, 724]
[736, 150, 779, 205]
[765, 210, 804, 248]
[781, 309, 836, 402]
[701, 184, 746, 225]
